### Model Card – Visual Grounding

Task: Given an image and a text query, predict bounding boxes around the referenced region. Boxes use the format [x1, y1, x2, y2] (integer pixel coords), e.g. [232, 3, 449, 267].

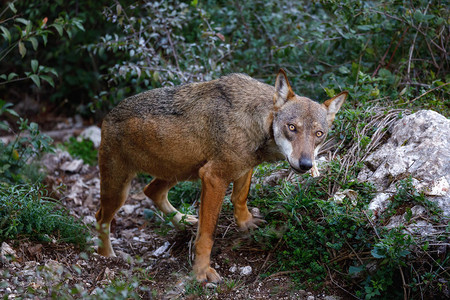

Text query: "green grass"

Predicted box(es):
[0, 184, 89, 247]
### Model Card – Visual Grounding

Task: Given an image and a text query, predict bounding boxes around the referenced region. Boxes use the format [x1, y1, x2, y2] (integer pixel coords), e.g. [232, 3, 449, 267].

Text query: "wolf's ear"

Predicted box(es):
[274, 69, 295, 109]
[323, 91, 348, 127]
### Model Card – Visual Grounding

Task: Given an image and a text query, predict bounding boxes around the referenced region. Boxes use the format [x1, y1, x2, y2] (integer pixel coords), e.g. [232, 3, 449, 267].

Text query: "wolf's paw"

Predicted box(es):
[173, 213, 198, 227]
[237, 216, 267, 231]
[195, 267, 222, 283]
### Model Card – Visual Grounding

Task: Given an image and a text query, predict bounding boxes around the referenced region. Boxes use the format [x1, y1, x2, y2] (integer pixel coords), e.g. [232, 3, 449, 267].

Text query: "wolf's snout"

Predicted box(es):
[298, 157, 313, 171]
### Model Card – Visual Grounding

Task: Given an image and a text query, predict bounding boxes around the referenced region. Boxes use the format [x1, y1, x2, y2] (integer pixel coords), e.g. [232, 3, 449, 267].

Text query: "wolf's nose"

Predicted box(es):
[298, 158, 313, 171]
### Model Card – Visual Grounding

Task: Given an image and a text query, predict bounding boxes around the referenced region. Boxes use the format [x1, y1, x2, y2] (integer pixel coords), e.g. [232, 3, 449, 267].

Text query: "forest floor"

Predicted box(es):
[1, 148, 343, 299]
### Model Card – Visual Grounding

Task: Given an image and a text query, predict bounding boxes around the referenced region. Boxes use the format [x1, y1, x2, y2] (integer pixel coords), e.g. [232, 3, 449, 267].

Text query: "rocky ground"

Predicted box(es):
[1, 148, 342, 299]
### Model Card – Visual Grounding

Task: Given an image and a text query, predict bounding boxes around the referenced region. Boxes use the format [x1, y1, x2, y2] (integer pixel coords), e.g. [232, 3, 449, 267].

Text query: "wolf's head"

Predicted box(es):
[272, 69, 347, 174]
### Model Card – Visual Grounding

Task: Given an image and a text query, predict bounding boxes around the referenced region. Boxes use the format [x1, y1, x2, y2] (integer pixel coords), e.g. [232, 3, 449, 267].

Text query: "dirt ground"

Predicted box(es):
[1, 150, 344, 299]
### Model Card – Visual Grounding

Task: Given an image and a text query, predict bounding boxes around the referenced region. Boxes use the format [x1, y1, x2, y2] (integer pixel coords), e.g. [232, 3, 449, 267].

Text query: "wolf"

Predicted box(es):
[95, 69, 347, 282]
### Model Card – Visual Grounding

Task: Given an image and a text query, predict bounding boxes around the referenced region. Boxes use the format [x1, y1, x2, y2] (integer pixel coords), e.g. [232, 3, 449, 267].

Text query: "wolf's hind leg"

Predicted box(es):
[231, 169, 266, 230]
[96, 161, 134, 257]
[144, 178, 198, 226]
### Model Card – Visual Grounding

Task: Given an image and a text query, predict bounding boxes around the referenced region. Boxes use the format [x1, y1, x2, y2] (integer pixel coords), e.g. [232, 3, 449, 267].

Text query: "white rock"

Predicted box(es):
[121, 204, 140, 215]
[229, 265, 237, 273]
[80, 125, 102, 148]
[1, 242, 17, 263]
[407, 220, 437, 236]
[359, 110, 450, 217]
[83, 215, 97, 226]
[239, 265, 252, 276]
[367, 193, 390, 213]
[152, 241, 170, 257]
[60, 159, 84, 173]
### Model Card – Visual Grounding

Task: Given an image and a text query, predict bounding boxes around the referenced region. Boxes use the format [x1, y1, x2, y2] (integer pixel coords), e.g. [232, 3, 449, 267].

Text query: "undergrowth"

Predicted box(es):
[0, 103, 89, 248]
[0, 184, 89, 246]
[64, 136, 98, 166]
[250, 163, 448, 299]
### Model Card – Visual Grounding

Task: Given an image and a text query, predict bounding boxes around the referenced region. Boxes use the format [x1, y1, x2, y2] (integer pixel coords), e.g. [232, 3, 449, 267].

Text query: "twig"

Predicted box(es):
[363, 210, 381, 239]
[372, 35, 394, 77]
[386, 26, 409, 69]
[399, 266, 408, 300]
[165, 27, 184, 82]
[254, 237, 283, 283]
[345, 240, 364, 265]
[267, 270, 301, 278]
[400, 82, 450, 105]
[325, 264, 359, 299]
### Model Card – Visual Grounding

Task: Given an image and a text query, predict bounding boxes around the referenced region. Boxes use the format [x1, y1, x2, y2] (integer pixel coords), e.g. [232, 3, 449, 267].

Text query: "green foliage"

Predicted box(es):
[0, 1, 84, 89]
[64, 137, 98, 166]
[1, 263, 152, 299]
[168, 180, 201, 209]
[251, 162, 447, 298]
[0, 184, 89, 246]
[0, 101, 53, 184]
[86, 0, 232, 111]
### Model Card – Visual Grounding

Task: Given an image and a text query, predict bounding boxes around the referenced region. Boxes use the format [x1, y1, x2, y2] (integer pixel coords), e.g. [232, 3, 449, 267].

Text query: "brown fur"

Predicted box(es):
[96, 70, 347, 282]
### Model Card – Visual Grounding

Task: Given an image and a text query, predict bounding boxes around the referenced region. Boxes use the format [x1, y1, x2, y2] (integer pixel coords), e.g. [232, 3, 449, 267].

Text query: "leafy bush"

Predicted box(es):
[0, 101, 53, 184]
[250, 165, 448, 299]
[0, 1, 84, 90]
[86, 0, 232, 111]
[0, 184, 89, 246]
[64, 136, 98, 166]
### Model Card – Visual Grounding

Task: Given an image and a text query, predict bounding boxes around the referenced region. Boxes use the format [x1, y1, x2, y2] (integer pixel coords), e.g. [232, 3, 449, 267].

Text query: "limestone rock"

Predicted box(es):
[358, 110, 450, 217]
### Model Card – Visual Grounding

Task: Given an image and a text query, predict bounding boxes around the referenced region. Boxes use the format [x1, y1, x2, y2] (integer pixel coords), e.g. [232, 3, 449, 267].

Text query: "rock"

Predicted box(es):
[80, 125, 102, 148]
[40, 149, 72, 173]
[152, 241, 171, 257]
[121, 204, 139, 215]
[229, 265, 237, 273]
[116, 250, 134, 264]
[60, 159, 84, 173]
[324, 296, 342, 300]
[407, 220, 437, 236]
[333, 189, 358, 205]
[239, 265, 252, 276]
[358, 110, 450, 217]
[83, 215, 97, 226]
[1, 242, 17, 263]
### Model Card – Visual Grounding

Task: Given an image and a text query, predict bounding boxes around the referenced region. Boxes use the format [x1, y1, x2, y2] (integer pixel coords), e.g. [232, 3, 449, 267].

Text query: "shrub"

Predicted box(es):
[0, 184, 89, 246]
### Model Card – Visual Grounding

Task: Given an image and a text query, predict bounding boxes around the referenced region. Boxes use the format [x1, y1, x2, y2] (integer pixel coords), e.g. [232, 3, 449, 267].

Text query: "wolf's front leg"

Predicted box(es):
[193, 165, 229, 282]
[231, 169, 266, 230]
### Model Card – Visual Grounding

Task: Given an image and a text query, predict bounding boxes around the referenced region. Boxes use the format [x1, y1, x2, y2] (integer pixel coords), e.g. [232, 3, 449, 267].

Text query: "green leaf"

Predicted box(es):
[0, 122, 9, 130]
[29, 37, 38, 50]
[16, 18, 29, 26]
[0, 74, 6, 80]
[51, 24, 64, 36]
[8, 2, 17, 13]
[7, 73, 18, 81]
[371, 248, 385, 259]
[18, 41, 26, 57]
[39, 75, 54, 87]
[30, 74, 40, 88]
[42, 34, 48, 46]
[0, 26, 11, 42]
[31, 60, 39, 73]
[348, 265, 364, 275]
[338, 66, 350, 74]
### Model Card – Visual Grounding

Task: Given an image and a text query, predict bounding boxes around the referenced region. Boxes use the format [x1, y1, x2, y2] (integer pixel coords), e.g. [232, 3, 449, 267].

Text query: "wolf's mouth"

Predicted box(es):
[290, 166, 308, 174]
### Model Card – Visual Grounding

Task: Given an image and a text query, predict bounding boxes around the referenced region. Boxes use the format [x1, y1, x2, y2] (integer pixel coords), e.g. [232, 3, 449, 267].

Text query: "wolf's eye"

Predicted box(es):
[316, 131, 324, 137]
[288, 124, 296, 132]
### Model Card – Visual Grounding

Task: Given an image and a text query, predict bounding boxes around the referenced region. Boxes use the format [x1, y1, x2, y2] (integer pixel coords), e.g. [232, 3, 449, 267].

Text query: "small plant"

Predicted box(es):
[64, 136, 98, 166]
[0, 184, 89, 247]
[0, 101, 53, 184]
